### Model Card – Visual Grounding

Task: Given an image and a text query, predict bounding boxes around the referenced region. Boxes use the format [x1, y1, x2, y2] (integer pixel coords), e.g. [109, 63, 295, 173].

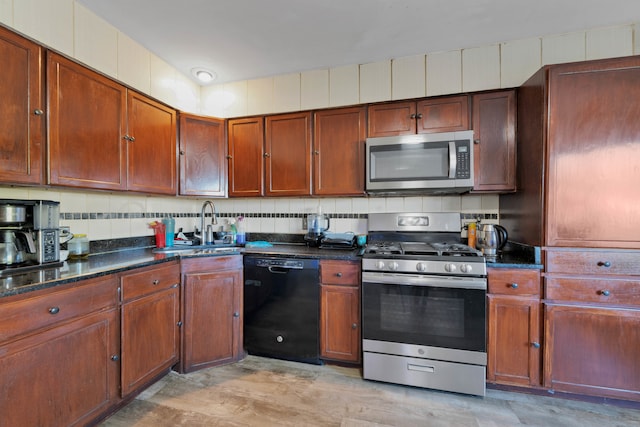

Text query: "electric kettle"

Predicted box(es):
[477, 224, 508, 258]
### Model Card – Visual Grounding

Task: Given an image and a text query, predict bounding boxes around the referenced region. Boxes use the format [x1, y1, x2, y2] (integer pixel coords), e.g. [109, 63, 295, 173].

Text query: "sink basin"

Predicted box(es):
[152, 245, 241, 255]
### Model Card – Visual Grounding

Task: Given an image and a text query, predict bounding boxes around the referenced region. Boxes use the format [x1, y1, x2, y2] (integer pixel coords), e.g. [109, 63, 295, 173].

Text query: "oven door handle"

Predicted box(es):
[362, 272, 486, 290]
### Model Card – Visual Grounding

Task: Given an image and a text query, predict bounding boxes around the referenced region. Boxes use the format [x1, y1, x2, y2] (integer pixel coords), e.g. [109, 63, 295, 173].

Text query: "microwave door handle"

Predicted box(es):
[448, 141, 457, 178]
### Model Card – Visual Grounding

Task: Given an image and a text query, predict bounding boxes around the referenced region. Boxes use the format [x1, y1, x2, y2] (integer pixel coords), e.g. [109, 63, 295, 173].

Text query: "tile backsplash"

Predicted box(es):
[1, 186, 499, 241]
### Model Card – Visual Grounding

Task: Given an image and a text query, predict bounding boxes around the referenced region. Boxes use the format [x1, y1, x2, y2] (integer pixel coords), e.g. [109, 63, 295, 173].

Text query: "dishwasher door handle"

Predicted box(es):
[267, 266, 291, 274]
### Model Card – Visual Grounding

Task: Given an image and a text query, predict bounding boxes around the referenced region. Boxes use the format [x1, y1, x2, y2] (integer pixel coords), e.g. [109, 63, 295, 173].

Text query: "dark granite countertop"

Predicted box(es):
[485, 241, 543, 270]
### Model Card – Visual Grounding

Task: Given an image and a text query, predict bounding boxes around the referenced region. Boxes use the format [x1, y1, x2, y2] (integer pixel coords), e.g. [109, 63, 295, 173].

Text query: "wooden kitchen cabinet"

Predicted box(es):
[179, 113, 227, 197]
[486, 268, 541, 387]
[472, 90, 516, 192]
[265, 111, 313, 196]
[0, 276, 120, 427]
[543, 247, 640, 402]
[313, 106, 366, 196]
[48, 52, 177, 195]
[227, 116, 265, 197]
[180, 255, 244, 373]
[501, 56, 640, 248]
[0, 26, 45, 185]
[319, 260, 361, 363]
[367, 95, 470, 137]
[120, 261, 180, 397]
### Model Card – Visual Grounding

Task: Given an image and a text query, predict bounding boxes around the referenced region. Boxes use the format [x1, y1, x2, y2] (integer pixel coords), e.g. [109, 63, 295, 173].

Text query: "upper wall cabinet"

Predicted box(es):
[178, 114, 226, 197]
[367, 95, 470, 137]
[0, 26, 45, 185]
[265, 112, 312, 196]
[227, 117, 265, 197]
[313, 106, 366, 196]
[47, 52, 177, 195]
[472, 90, 517, 192]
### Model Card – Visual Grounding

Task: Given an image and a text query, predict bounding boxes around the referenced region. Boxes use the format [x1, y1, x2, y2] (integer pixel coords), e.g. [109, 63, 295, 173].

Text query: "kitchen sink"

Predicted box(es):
[152, 245, 241, 256]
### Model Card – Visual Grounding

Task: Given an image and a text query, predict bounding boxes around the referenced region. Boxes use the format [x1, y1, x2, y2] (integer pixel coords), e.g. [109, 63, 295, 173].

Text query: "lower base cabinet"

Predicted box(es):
[319, 260, 361, 363]
[180, 255, 244, 373]
[486, 268, 541, 387]
[0, 276, 120, 427]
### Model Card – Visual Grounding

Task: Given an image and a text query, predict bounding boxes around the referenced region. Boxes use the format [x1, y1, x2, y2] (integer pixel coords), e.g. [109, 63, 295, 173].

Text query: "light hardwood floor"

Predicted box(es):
[101, 356, 640, 427]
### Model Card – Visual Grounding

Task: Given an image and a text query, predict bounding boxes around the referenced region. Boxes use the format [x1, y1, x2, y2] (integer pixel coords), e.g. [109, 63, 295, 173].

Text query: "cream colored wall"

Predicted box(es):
[0, 1, 638, 241]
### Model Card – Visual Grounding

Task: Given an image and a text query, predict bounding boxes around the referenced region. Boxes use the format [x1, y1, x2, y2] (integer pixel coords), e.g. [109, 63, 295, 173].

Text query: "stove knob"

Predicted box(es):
[416, 262, 427, 272]
[375, 261, 385, 270]
[444, 263, 457, 273]
[388, 261, 399, 271]
[460, 264, 472, 273]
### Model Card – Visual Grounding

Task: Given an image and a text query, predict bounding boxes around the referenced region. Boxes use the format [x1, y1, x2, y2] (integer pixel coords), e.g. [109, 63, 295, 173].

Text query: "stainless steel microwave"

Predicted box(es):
[365, 130, 474, 194]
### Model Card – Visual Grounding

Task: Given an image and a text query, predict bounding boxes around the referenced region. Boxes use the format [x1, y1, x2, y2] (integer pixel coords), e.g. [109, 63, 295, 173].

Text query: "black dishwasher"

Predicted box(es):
[243, 255, 321, 365]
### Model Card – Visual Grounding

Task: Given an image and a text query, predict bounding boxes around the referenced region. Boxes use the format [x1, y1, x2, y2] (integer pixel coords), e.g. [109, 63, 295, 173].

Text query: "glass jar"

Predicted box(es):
[68, 234, 90, 259]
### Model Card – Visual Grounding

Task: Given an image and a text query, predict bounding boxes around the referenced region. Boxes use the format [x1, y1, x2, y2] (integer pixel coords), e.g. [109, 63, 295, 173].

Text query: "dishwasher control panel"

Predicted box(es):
[255, 258, 305, 269]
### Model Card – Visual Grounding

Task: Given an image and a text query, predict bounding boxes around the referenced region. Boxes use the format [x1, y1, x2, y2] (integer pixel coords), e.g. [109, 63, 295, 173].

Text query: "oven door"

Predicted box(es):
[361, 272, 486, 354]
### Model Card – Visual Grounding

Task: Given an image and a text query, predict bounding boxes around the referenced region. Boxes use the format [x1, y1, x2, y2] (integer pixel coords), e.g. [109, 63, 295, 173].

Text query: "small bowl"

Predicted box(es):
[60, 250, 69, 262]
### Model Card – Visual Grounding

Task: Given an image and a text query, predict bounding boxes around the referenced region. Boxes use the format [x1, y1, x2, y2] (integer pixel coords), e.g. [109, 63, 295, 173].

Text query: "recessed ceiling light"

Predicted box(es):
[191, 68, 217, 84]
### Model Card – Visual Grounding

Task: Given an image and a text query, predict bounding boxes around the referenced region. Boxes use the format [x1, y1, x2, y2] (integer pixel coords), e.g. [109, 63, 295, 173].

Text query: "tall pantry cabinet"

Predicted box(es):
[500, 55, 640, 402]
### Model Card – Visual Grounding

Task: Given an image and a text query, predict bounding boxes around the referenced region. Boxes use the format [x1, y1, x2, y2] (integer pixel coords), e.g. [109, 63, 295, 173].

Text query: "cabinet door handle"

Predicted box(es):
[179, 150, 185, 155]
[263, 153, 270, 158]
[226, 155, 232, 159]
[314, 150, 320, 155]
[111, 355, 119, 362]
[509, 283, 518, 289]
[336, 272, 342, 277]
[152, 279, 160, 285]
[48, 306, 60, 315]
[233, 311, 240, 318]
[409, 113, 416, 119]
[474, 139, 481, 144]
[531, 342, 540, 349]
[177, 321, 183, 327]
[415, 113, 423, 119]
[600, 290, 611, 297]
[597, 261, 611, 268]
[352, 323, 358, 329]
[34, 109, 44, 115]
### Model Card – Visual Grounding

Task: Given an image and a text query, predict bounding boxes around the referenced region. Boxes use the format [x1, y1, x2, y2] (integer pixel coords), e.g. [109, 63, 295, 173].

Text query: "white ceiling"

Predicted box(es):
[76, 0, 640, 85]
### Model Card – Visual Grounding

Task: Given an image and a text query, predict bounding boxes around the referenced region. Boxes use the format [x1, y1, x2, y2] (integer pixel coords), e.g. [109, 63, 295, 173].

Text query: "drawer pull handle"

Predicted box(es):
[233, 312, 240, 318]
[111, 355, 119, 362]
[48, 307, 60, 315]
[336, 272, 343, 277]
[509, 283, 518, 289]
[352, 323, 358, 329]
[597, 261, 611, 268]
[152, 279, 160, 285]
[531, 342, 540, 349]
[600, 290, 611, 297]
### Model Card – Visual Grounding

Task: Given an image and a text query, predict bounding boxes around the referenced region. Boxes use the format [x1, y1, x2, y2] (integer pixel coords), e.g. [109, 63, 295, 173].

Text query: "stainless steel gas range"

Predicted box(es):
[361, 212, 487, 396]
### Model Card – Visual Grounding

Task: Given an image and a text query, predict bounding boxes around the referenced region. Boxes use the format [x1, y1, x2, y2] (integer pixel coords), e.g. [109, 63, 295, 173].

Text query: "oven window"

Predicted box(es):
[369, 143, 449, 181]
[362, 282, 486, 352]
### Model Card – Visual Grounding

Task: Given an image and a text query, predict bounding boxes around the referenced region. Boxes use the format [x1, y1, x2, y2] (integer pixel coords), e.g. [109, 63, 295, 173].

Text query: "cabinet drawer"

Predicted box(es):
[488, 268, 540, 296]
[320, 260, 360, 286]
[545, 277, 640, 306]
[0, 275, 118, 342]
[121, 261, 180, 301]
[546, 249, 640, 276]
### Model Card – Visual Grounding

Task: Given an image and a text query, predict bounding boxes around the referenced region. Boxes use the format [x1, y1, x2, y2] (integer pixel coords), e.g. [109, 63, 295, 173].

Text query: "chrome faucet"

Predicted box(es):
[195, 201, 218, 244]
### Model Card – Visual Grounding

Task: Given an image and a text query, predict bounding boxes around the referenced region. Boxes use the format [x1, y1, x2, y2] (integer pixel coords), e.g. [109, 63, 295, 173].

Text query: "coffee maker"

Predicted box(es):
[0, 199, 61, 270]
[304, 212, 330, 247]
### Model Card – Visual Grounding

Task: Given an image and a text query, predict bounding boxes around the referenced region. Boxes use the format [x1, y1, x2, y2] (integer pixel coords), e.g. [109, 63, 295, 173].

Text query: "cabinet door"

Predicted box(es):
[121, 285, 180, 397]
[182, 268, 243, 372]
[228, 117, 264, 197]
[0, 309, 119, 427]
[546, 58, 640, 247]
[487, 295, 540, 387]
[416, 95, 470, 134]
[126, 91, 177, 195]
[179, 113, 226, 196]
[320, 284, 361, 363]
[472, 90, 516, 192]
[313, 106, 366, 196]
[367, 101, 416, 137]
[265, 112, 312, 196]
[0, 26, 44, 185]
[544, 303, 640, 401]
[47, 52, 127, 190]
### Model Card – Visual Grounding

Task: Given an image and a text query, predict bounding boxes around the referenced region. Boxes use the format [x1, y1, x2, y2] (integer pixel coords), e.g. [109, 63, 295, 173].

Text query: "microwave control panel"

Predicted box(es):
[455, 143, 471, 179]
